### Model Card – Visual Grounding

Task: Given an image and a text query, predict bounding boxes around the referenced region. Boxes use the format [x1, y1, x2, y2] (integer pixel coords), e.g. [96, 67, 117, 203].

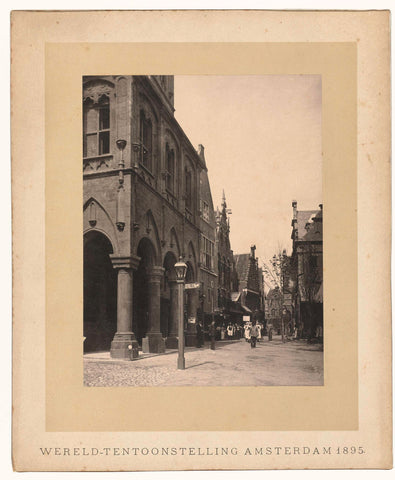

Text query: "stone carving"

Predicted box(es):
[83, 80, 114, 103]
[83, 156, 112, 172]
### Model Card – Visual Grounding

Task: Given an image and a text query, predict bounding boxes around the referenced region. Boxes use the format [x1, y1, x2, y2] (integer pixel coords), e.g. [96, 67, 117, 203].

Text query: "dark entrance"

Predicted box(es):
[133, 238, 156, 344]
[161, 252, 177, 337]
[83, 231, 117, 353]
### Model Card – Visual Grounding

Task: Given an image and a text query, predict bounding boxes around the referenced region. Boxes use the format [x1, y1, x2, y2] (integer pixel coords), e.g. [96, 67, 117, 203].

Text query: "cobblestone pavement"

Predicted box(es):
[84, 336, 323, 387]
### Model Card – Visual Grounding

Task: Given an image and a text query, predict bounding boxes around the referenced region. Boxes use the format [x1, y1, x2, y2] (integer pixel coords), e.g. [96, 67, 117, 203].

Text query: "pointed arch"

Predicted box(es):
[134, 209, 161, 265]
[138, 92, 159, 123]
[168, 227, 181, 258]
[187, 240, 197, 275]
[83, 197, 119, 253]
[83, 230, 117, 352]
[164, 128, 181, 154]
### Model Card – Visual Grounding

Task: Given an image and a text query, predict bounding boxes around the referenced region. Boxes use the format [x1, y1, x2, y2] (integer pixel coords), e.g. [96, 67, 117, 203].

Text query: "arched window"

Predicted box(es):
[201, 235, 214, 271]
[185, 167, 192, 210]
[83, 95, 110, 157]
[139, 110, 153, 171]
[165, 143, 175, 193]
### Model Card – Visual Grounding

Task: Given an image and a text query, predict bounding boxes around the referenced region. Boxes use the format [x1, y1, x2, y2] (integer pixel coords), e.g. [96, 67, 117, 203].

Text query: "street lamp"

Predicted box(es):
[174, 257, 187, 370]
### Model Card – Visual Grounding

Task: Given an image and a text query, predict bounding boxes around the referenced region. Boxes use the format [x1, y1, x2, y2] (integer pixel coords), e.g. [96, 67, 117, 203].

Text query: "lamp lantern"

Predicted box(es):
[174, 257, 187, 369]
[174, 259, 188, 282]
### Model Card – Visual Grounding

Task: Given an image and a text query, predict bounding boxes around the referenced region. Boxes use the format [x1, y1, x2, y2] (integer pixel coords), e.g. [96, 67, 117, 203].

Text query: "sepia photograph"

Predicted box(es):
[10, 7, 392, 472]
[82, 74, 323, 387]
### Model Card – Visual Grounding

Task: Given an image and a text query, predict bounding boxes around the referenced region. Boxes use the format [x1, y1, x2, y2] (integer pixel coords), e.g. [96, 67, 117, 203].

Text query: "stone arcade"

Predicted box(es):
[83, 75, 217, 358]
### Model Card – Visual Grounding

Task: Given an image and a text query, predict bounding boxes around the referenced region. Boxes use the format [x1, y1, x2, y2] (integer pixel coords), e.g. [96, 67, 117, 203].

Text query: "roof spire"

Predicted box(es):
[222, 189, 227, 209]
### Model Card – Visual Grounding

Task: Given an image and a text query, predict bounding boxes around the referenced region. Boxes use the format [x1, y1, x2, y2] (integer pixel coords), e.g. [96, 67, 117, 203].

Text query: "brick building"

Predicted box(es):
[83, 75, 217, 358]
[290, 201, 323, 339]
[234, 246, 265, 322]
[265, 286, 282, 333]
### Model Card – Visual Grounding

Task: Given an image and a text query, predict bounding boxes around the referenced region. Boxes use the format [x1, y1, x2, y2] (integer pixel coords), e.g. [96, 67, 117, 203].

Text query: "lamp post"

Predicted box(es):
[174, 258, 187, 370]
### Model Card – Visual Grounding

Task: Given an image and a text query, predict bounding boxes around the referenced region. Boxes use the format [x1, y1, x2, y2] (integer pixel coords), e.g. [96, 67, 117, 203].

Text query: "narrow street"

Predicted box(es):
[84, 336, 323, 387]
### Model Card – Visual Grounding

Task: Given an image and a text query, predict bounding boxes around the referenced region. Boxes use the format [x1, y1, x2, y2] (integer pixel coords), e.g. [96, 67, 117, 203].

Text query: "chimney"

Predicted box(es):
[250, 245, 256, 259]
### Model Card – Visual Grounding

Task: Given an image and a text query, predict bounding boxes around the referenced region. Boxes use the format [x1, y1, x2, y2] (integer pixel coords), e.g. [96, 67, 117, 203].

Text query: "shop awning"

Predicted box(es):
[241, 305, 252, 313]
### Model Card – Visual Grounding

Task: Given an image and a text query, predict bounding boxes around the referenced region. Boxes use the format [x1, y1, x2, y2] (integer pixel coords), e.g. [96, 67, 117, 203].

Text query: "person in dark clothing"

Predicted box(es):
[250, 320, 259, 348]
[196, 321, 204, 348]
[209, 320, 216, 350]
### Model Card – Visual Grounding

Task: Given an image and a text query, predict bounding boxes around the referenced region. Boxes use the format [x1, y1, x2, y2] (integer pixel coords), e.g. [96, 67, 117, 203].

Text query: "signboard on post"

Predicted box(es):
[184, 282, 200, 290]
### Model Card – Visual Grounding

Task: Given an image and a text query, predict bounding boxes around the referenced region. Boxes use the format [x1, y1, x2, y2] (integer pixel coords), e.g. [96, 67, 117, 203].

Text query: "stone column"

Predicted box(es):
[185, 288, 199, 346]
[109, 254, 141, 359]
[165, 280, 179, 349]
[142, 266, 166, 353]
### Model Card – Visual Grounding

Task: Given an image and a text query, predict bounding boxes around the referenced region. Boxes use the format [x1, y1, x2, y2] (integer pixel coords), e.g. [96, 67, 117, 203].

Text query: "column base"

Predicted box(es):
[165, 335, 179, 349]
[185, 332, 197, 347]
[142, 333, 166, 354]
[110, 332, 139, 360]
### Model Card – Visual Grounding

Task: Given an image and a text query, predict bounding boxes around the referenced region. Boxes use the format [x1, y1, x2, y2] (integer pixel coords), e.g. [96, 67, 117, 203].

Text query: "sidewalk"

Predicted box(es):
[83, 338, 241, 363]
[83, 337, 323, 387]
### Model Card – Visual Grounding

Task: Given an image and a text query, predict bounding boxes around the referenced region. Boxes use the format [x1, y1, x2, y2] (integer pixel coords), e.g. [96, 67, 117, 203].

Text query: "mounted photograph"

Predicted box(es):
[12, 10, 391, 471]
[82, 74, 323, 387]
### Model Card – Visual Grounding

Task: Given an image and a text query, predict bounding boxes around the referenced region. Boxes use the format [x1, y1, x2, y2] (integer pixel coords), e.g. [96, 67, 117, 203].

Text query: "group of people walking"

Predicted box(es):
[195, 319, 265, 350]
[218, 323, 244, 340]
[243, 320, 262, 348]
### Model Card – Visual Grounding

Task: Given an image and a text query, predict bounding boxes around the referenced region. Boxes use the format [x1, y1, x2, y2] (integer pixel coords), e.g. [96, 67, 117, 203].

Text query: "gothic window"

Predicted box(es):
[207, 288, 212, 306]
[201, 235, 214, 271]
[83, 95, 110, 157]
[226, 259, 231, 290]
[165, 143, 175, 193]
[139, 110, 153, 171]
[185, 168, 192, 210]
[202, 201, 210, 222]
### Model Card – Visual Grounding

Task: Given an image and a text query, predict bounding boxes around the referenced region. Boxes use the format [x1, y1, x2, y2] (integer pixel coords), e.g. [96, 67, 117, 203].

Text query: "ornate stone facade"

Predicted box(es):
[83, 75, 217, 357]
[214, 192, 241, 325]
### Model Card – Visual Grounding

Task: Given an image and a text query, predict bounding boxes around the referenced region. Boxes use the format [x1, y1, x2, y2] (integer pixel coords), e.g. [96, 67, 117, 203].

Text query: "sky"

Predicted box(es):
[174, 75, 322, 268]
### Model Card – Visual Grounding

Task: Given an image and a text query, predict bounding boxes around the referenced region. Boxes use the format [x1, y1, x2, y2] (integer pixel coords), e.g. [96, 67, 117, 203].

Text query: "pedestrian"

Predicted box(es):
[227, 323, 233, 339]
[293, 326, 298, 340]
[250, 320, 259, 348]
[257, 322, 262, 342]
[209, 320, 216, 350]
[196, 321, 204, 348]
[236, 324, 241, 340]
[244, 322, 251, 343]
[220, 325, 226, 340]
